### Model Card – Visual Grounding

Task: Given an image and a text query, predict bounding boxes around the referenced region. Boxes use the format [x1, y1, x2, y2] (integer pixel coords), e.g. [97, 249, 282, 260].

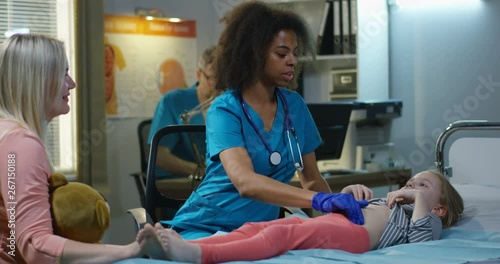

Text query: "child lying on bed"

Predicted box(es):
[136, 170, 464, 263]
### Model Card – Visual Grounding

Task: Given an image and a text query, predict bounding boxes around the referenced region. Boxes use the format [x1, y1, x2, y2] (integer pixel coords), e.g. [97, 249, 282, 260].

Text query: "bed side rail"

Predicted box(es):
[435, 120, 500, 177]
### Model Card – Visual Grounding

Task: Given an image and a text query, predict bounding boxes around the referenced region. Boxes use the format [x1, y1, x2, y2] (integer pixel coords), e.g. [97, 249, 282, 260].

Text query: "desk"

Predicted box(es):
[144, 168, 412, 200]
[298, 168, 412, 191]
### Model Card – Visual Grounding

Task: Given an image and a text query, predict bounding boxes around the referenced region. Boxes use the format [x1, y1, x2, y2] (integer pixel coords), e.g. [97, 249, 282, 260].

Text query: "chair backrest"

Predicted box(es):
[145, 124, 206, 222]
[138, 119, 152, 173]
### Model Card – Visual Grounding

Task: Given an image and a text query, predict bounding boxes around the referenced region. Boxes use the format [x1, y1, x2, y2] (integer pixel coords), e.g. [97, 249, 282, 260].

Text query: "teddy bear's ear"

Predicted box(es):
[95, 200, 110, 230]
[48, 173, 68, 192]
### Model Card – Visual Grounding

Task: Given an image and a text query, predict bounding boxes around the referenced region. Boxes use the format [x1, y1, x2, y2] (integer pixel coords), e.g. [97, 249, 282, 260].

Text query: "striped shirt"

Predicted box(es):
[369, 198, 442, 249]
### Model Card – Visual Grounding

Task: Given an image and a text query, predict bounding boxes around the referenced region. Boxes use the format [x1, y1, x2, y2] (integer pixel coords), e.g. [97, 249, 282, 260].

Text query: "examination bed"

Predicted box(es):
[116, 120, 500, 264]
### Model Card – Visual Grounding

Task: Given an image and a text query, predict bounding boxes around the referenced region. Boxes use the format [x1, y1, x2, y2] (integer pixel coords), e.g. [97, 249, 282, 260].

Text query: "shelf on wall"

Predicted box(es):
[316, 54, 357, 61]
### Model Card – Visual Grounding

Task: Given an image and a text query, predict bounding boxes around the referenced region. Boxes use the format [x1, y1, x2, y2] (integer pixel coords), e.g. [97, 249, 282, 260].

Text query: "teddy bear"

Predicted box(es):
[48, 173, 110, 243]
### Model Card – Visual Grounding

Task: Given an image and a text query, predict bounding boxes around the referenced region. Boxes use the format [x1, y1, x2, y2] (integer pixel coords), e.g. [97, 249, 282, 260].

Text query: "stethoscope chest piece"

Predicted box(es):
[269, 151, 282, 166]
[241, 88, 303, 170]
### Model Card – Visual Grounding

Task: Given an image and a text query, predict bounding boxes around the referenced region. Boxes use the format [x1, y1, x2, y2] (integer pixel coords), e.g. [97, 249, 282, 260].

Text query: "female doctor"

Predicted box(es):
[164, 1, 372, 240]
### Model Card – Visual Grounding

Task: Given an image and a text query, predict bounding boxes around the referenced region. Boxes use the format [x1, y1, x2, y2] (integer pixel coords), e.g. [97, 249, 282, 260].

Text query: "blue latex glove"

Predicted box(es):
[311, 192, 369, 225]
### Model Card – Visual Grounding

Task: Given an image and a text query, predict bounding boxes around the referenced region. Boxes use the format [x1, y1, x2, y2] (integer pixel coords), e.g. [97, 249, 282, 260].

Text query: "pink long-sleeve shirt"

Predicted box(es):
[0, 120, 67, 263]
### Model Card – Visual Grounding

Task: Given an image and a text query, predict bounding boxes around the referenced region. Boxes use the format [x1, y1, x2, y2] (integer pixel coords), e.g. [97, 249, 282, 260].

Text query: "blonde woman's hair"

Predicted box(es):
[428, 170, 464, 228]
[0, 34, 67, 139]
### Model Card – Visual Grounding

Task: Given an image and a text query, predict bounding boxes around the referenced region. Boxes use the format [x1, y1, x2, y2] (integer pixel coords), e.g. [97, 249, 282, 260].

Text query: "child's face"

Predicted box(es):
[404, 171, 443, 210]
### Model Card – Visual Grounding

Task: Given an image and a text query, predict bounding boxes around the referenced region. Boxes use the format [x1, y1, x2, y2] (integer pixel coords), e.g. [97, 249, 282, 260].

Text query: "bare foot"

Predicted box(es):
[137, 223, 168, 260]
[154, 222, 181, 239]
[156, 228, 202, 263]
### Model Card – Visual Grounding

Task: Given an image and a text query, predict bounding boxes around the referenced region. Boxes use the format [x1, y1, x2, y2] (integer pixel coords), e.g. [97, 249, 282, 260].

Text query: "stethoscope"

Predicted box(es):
[240, 89, 304, 171]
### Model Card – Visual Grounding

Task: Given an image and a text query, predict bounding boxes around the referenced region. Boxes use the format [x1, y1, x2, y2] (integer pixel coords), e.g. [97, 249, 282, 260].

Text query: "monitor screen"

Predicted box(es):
[307, 102, 353, 161]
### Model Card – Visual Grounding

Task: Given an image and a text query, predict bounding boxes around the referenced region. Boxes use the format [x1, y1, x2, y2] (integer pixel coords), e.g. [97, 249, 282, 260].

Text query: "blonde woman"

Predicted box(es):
[0, 34, 140, 263]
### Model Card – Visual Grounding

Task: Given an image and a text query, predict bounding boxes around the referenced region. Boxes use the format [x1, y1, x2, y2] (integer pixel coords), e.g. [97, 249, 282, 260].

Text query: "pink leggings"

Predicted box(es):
[191, 213, 370, 264]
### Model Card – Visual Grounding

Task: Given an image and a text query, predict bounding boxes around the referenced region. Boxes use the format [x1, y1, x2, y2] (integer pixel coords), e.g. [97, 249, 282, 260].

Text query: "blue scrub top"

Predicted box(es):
[148, 83, 206, 179]
[164, 87, 322, 238]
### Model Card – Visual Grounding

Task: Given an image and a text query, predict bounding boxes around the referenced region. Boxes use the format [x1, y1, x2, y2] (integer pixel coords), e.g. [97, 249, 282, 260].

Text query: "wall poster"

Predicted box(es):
[104, 15, 197, 118]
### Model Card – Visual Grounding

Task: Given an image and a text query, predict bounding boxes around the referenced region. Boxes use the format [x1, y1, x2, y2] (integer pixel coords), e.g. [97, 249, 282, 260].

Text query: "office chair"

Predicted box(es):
[128, 124, 206, 231]
[129, 119, 152, 207]
[138, 119, 153, 173]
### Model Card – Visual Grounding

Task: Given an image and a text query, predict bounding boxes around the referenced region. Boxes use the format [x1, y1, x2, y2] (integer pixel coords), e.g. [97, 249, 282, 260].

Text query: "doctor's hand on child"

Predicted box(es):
[311, 192, 369, 225]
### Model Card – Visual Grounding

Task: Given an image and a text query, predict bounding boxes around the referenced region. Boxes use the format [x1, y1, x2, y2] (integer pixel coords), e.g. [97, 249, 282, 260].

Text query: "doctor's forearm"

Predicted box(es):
[157, 147, 200, 176]
[237, 173, 317, 208]
[300, 177, 331, 193]
[298, 151, 332, 193]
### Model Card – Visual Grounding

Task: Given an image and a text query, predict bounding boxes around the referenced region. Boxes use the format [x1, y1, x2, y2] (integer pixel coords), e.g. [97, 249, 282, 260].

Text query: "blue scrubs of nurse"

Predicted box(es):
[165, 88, 326, 238]
[163, 7, 373, 239]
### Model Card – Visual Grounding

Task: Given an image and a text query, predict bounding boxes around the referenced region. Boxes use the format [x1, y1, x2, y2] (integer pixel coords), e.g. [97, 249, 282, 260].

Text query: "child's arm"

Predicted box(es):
[387, 189, 433, 222]
[341, 184, 373, 200]
[386, 189, 442, 242]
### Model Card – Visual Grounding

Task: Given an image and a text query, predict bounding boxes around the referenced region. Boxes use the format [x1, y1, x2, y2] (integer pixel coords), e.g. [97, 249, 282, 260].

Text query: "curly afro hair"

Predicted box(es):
[214, 0, 316, 92]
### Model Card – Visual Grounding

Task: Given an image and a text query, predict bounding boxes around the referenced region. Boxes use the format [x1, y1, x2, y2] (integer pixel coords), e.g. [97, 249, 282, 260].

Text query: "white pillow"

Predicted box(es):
[449, 138, 500, 187]
[452, 183, 500, 232]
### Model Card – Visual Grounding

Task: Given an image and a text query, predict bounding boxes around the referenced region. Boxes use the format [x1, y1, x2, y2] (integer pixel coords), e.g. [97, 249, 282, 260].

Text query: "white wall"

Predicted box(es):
[102, 0, 236, 245]
[357, 0, 389, 100]
[389, 1, 500, 174]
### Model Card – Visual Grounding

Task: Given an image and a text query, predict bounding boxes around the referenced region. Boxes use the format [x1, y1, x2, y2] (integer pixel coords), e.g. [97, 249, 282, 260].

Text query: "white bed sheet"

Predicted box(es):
[452, 183, 500, 232]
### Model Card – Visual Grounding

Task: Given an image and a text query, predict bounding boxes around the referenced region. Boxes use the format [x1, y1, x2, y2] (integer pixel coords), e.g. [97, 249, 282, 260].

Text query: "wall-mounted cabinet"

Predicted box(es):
[274, 0, 389, 103]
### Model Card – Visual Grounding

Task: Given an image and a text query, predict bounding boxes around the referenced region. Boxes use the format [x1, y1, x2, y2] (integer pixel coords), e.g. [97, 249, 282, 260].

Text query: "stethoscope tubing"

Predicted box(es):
[240, 88, 304, 170]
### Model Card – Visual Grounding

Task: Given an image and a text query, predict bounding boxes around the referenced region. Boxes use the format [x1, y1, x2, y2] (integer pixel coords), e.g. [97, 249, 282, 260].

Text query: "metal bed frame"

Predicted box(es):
[435, 120, 500, 177]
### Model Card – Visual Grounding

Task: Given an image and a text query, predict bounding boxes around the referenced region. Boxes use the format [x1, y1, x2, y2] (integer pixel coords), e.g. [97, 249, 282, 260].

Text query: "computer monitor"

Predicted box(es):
[307, 102, 353, 161]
